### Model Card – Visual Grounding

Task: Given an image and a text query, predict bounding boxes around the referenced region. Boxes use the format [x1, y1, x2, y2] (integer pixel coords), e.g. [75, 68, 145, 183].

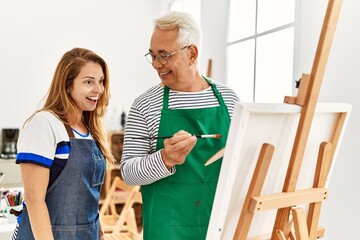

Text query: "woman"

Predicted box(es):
[13, 47, 115, 240]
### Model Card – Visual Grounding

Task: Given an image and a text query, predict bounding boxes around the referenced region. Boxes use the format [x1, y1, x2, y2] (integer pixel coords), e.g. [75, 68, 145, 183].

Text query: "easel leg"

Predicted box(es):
[276, 230, 287, 240]
[233, 143, 274, 240]
[307, 142, 332, 239]
[292, 208, 310, 240]
[272, 0, 344, 238]
[276, 228, 296, 240]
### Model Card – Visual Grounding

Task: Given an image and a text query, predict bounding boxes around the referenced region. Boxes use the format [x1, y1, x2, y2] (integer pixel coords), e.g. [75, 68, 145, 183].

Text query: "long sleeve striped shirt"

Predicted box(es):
[120, 82, 240, 186]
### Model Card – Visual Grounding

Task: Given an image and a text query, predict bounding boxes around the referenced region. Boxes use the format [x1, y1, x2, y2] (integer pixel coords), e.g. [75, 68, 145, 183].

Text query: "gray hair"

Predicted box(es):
[153, 11, 202, 51]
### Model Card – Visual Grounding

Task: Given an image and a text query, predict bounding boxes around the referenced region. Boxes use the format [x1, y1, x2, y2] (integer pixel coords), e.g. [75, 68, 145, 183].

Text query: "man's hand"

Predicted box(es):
[161, 130, 197, 169]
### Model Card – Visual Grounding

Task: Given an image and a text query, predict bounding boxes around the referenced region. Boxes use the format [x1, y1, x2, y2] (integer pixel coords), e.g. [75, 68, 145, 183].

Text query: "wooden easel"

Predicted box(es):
[232, 0, 345, 239]
[207, 58, 213, 78]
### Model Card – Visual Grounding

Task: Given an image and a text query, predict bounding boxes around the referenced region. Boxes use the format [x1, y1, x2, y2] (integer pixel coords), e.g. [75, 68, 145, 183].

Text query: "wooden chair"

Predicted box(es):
[100, 176, 142, 240]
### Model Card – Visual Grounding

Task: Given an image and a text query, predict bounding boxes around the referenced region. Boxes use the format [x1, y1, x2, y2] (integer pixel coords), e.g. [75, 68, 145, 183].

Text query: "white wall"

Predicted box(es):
[0, 0, 228, 135]
[0, 0, 170, 132]
[200, 0, 228, 82]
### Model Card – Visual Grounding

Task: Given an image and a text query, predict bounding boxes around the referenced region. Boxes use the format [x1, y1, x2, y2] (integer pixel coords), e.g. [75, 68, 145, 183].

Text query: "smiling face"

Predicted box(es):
[68, 61, 104, 114]
[150, 28, 199, 91]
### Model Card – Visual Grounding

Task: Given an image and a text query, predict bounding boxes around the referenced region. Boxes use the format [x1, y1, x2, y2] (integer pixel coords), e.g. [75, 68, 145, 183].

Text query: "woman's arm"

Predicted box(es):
[20, 163, 54, 240]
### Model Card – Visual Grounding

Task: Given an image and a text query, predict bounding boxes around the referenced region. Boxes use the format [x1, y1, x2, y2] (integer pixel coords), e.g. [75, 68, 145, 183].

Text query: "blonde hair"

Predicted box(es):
[27, 47, 115, 163]
[154, 11, 202, 51]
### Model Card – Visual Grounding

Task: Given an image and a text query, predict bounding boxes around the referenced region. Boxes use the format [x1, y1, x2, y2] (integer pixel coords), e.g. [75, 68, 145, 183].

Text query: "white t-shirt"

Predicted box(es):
[16, 111, 93, 185]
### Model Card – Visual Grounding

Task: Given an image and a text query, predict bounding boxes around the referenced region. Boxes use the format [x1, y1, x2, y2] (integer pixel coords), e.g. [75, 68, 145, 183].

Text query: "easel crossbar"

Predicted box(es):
[249, 188, 328, 213]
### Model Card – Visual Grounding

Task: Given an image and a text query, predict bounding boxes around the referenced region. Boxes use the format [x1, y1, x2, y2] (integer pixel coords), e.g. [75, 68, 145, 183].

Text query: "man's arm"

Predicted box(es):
[120, 106, 175, 185]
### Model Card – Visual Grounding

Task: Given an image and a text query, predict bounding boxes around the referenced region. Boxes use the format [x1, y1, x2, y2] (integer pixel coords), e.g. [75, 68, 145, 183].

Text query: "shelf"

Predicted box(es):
[0, 159, 22, 188]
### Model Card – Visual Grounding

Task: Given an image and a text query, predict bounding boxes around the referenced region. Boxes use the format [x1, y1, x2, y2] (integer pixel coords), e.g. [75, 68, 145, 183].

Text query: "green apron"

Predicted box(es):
[142, 78, 231, 240]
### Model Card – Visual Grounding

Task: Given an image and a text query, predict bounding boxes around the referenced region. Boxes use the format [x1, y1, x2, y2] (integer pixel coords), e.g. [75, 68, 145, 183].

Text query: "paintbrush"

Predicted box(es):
[131, 134, 222, 140]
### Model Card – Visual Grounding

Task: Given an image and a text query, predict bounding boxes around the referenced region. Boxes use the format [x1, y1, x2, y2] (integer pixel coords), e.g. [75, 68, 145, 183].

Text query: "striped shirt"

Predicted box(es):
[120, 81, 240, 186]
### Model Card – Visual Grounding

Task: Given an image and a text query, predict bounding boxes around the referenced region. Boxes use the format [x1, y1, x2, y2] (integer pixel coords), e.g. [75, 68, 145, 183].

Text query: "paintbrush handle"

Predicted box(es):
[131, 134, 221, 140]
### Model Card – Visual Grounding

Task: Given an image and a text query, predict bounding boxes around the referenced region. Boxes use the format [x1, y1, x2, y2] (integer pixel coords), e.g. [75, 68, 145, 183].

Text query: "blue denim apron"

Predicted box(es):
[142, 77, 231, 240]
[16, 125, 106, 240]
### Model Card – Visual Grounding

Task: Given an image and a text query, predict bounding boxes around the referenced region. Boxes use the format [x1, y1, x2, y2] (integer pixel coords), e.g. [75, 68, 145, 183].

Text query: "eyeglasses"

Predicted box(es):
[144, 46, 189, 65]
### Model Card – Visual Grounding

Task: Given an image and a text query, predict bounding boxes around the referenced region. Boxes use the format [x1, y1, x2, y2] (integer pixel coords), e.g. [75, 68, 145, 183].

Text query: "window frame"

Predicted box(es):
[226, 0, 300, 102]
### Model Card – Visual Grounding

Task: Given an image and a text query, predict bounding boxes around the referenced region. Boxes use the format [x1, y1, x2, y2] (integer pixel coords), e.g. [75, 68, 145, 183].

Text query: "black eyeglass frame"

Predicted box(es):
[144, 45, 190, 65]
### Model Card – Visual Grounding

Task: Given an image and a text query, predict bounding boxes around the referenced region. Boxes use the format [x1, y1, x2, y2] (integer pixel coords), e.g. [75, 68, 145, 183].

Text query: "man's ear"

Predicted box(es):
[188, 45, 198, 65]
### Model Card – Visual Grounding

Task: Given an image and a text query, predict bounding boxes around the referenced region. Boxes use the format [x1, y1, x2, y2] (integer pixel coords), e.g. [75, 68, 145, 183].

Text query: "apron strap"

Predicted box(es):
[203, 76, 227, 107]
[163, 85, 170, 110]
[64, 124, 75, 139]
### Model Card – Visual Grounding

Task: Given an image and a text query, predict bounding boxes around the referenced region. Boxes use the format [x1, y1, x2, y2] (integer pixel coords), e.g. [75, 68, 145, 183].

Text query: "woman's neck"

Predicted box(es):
[71, 121, 88, 135]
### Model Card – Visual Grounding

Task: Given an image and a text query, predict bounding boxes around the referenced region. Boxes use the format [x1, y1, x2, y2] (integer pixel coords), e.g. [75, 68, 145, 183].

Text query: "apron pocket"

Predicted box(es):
[52, 217, 99, 240]
[91, 154, 106, 187]
[169, 182, 217, 227]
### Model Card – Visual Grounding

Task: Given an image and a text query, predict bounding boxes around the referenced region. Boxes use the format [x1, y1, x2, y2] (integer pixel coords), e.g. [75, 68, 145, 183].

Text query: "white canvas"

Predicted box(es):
[206, 102, 352, 240]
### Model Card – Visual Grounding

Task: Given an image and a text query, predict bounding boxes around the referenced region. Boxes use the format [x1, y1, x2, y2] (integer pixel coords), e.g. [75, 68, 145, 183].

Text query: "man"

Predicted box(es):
[121, 11, 239, 240]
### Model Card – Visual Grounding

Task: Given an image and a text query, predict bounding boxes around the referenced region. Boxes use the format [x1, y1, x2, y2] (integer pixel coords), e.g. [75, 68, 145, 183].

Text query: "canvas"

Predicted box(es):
[206, 101, 351, 240]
